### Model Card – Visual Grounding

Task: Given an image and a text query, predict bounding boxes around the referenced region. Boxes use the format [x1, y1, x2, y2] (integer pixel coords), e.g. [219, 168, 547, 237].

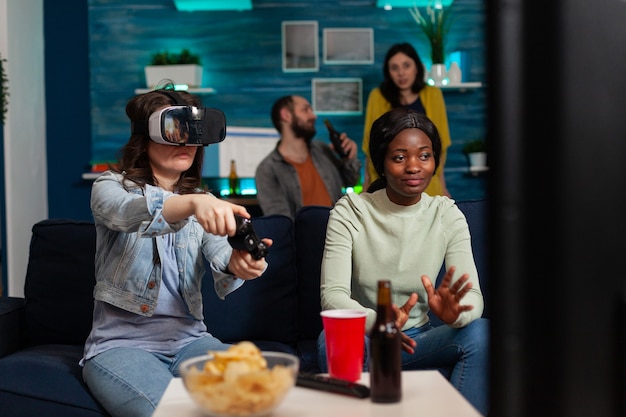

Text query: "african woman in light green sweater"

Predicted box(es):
[318, 108, 489, 416]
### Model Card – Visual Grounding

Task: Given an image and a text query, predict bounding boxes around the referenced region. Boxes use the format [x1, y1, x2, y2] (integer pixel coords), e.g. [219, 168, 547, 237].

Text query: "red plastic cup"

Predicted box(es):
[320, 309, 367, 382]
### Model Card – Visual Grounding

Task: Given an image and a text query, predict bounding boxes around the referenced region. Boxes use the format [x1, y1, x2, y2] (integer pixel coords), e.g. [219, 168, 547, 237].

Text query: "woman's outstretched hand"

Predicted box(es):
[422, 266, 474, 325]
[393, 293, 418, 354]
[163, 193, 249, 236]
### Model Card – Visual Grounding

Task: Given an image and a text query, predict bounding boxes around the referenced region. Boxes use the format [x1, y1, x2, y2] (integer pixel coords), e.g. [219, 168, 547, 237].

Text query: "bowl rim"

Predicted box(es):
[179, 350, 300, 375]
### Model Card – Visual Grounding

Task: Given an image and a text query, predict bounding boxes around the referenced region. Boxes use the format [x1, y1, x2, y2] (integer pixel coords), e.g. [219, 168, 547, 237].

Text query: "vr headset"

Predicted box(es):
[132, 90, 227, 146]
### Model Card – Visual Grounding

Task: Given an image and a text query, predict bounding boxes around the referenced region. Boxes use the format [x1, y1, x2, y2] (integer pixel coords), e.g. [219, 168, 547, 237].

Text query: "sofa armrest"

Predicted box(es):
[0, 296, 25, 358]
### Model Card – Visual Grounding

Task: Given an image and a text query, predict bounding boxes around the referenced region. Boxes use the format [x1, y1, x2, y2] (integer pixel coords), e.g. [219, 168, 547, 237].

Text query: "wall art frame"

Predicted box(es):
[323, 28, 374, 65]
[282, 20, 319, 72]
[312, 78, 362, 115]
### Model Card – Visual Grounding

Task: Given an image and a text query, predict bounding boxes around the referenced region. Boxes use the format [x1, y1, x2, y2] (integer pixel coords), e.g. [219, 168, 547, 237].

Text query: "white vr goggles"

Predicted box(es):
[132, 91, 227, 146]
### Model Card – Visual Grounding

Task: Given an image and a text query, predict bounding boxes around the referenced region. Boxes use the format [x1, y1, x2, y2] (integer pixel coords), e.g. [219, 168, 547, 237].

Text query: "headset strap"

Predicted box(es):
[153, 89, 187, 105]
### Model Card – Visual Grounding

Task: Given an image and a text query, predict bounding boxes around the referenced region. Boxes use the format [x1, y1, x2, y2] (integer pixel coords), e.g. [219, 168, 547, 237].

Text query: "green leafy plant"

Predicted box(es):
[0, 53, 8, 124]
[462, 139, 487, 154]
[409, 4, 454, 64]
[150, 49, 201, 65]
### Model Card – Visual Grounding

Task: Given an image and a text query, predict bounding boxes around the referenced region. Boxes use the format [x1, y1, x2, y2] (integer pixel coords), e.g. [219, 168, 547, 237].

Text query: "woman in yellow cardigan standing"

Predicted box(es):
[362, 43, 451, 197]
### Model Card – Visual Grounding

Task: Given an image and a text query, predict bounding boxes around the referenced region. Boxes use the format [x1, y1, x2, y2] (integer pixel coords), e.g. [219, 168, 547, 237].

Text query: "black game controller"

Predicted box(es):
[227, 215, 269, 260]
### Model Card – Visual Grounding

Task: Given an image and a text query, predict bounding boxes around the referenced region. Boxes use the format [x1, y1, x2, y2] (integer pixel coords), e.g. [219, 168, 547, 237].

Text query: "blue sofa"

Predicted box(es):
[0, 199, 488, 417]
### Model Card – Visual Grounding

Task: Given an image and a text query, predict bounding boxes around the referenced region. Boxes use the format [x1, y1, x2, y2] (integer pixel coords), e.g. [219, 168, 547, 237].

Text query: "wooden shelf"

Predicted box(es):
[82, 172, 101, 180]
[134, 87, 217, 95]
[439, 82, 483, 92]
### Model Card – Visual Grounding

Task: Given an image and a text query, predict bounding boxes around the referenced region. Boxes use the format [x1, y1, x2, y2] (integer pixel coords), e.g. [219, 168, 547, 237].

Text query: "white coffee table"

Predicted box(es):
[152, 370, 483, 417]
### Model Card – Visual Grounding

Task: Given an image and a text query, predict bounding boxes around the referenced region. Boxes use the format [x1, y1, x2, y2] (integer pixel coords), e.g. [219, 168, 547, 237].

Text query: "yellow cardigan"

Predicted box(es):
[362, 86, 451, 196]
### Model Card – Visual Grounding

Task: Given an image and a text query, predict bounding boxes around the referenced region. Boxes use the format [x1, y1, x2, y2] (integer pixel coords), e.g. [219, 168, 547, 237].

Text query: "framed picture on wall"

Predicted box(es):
[312, 78, 362, 115]
[323, 28, 374, 65]
[282, 21, 319, 72]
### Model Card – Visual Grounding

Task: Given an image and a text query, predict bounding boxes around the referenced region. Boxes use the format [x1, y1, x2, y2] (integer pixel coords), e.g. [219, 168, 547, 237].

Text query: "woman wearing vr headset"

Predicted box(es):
[80, 89, 271, 417]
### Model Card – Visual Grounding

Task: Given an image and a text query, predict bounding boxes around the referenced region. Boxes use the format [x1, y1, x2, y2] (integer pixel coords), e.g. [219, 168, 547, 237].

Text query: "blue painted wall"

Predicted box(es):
[45, 0, 93, 220]
[45, 0, 486, 220]
[88, 0, 487, 169]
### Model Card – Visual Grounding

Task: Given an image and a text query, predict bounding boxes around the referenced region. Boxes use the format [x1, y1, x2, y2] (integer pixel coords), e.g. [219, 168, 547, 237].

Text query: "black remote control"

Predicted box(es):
[296, 372, 370, 398]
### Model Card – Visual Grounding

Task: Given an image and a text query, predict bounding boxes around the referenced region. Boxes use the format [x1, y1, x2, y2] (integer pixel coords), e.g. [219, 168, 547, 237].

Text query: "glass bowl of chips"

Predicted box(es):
[180, 342, 299, 417]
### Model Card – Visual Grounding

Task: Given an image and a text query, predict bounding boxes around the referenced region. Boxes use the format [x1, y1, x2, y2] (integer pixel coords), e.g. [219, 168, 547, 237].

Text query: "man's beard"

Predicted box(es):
[291, 118, 316, 145]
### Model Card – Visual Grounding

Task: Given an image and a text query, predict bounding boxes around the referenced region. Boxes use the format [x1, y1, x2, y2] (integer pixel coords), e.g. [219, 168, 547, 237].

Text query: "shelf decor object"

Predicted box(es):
[145, 65, 202, 88]
[429, 64, 447, 86]
[409, 3, 454, 85]
[462, 139, 488, 171]
[447, 61, 462, 84]
[323, 28, 374, 65]
[282, 21, 319, 72]
[312, 78, 362, 115]
[145, 49, 203, 88]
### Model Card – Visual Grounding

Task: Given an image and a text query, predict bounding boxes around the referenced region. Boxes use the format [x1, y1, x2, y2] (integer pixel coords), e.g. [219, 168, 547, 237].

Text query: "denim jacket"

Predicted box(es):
[90, 171, 243, 320]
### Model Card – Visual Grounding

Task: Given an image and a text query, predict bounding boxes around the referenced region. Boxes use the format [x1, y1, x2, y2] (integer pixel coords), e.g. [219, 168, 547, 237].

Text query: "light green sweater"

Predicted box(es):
[320, 190, 484, 332]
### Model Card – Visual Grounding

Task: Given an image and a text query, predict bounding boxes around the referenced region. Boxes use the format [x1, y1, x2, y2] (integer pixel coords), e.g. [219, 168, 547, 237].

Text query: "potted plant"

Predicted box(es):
[144, 48, 203, 88]
[0, 53, 9, 124]
[409, 3, 454, 85]
[462, 139, 487, 170]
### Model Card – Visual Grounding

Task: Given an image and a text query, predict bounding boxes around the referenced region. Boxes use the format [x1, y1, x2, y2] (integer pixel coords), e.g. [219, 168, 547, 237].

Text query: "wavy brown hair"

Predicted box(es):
[116, 89, 205, 194]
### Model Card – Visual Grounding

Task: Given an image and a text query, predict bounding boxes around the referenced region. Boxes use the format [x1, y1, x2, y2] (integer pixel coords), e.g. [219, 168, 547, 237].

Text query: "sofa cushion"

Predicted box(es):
[455, 199, 489, 317]
[294, 206, 330, 342]
[202, 215, 299, 346]
[0, 344, 106, 415]
[0, 297, 24, 357]
[430, 199, 489, 327]
[294, 205, 332, 373]
[23, 220, 97, 347]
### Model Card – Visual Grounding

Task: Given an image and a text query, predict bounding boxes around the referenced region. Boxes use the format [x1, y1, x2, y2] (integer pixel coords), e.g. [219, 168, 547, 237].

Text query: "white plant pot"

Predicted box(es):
[428, 64, 447, 86]
[144, 64, 203, 88]
[467, 152, 487, 168]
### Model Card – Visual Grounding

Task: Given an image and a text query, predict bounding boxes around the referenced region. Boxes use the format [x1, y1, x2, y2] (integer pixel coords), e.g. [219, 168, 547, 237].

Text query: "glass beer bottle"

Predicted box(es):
[369, 279, 402, 403]
[228, 159, 239, 196]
